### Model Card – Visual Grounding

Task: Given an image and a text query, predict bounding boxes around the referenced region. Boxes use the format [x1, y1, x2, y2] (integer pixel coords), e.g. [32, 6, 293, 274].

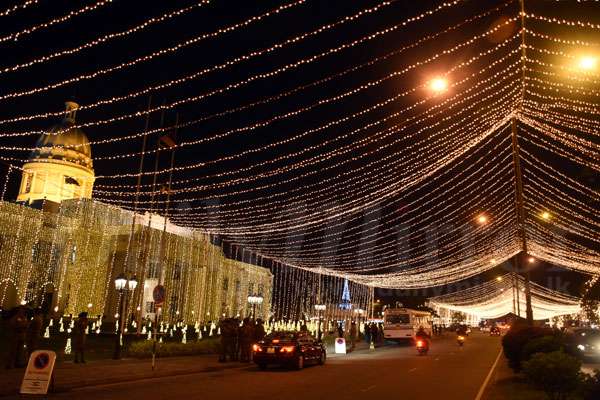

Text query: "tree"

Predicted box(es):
[451, 311, 466, 324]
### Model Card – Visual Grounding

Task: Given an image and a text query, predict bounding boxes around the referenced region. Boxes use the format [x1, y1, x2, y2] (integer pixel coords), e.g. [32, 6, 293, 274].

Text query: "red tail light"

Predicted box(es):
[416, 341, 424, 347]
[252, 344, 262, 352]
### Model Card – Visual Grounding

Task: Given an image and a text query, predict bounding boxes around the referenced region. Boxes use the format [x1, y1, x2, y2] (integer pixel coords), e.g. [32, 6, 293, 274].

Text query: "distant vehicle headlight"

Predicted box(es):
[577, 344, 586, 351]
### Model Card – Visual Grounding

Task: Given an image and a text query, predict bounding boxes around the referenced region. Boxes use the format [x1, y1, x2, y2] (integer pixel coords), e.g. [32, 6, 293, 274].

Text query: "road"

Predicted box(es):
[20, 333, 502, 400]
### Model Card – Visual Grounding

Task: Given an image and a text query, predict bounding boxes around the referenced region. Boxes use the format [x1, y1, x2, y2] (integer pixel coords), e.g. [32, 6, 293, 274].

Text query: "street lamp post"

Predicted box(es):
[113, 273, 137, 360]
[314, 304, 326, 341]
[247, 295, 263, 320]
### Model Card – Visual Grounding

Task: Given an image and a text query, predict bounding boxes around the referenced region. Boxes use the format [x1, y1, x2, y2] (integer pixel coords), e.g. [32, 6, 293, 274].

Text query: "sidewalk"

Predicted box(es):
[0, 354, 248, 397]
[482, 353, 546, 400]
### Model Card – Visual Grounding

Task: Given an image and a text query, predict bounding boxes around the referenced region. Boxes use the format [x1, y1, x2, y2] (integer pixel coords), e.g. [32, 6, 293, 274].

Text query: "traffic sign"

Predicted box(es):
[153, 284, 166, 305]
[20, 350, 56, 395]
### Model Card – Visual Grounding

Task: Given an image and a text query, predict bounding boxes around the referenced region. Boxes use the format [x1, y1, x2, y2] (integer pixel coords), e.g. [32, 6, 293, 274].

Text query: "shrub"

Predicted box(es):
[581, 369, 600, 400]
[521, 335, 564, 363]
[502, 326, 553, 371]
[127, 338, 220, 358]
[522, 351, 581, 400]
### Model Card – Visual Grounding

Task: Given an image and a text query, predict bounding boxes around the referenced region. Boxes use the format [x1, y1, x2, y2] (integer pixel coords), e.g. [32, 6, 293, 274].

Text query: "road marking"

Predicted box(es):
[474, 348, 503, 400]
[408, 367, 417, 372]
[361, 385, 376, 392]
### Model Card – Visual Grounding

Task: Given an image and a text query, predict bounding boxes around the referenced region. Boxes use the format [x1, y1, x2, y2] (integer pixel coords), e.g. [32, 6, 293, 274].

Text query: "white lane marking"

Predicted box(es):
[361, 385, 376, 392]
[408, 367, 417, 372]
[474, 348, 503, 400]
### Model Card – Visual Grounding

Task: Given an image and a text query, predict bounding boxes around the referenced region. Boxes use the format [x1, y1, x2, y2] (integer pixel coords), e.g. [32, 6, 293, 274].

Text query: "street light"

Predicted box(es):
[113, 273, 138, 360]
[541, 211, 551, 220]
[578, 55, 597, 71]
[429, 77, 448, 93]
[496, 276, 503, 282]
[314, 304, 326, 341]
[247, 295, 264, 320]
[476, 214, 488, 224]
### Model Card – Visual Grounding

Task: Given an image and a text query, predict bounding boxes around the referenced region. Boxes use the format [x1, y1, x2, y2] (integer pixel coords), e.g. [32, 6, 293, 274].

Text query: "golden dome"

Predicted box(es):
[29, 102, 93, 171]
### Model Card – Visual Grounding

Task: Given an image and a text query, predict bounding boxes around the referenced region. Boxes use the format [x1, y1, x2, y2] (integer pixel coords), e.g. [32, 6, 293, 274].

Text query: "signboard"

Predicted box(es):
[152, 285, 166, 305]
[334, 338, 347, 354]
[20, 350, 56, 395]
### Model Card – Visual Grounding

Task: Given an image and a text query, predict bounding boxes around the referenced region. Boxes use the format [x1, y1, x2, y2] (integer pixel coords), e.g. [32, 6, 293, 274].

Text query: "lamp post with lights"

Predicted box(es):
[247, 295, 264, 320]
[113, 273, 137, 360]
[314, 304, 326, 341]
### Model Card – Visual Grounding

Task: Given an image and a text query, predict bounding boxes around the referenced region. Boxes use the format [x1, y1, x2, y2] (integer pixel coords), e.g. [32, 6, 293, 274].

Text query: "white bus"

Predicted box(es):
[383, 308, 432, 342]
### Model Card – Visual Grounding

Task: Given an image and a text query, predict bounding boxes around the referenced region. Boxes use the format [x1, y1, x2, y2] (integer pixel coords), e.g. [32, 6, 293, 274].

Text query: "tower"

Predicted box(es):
[339, 278, 352, 310]
[17, 101, 95, 205]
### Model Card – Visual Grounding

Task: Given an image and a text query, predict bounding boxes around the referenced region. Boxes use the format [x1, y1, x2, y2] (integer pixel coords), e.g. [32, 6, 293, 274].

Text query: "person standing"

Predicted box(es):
[26, 309, 44, 357]
[349, 321, 357, 351]
[239, 318, 254, 362]
[254, 319, 265, 343]
[72, 312, 88, 363]
[5, 306, 28, 368]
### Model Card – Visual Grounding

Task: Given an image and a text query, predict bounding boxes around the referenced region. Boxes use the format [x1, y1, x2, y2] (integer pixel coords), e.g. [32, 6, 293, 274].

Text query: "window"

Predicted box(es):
[385, 314, 410, 325]
[64, 176, 80, 186]
[172, 263, 182, 280]
[222, 278, 229, 291]
[235, 280, 241, 293]
[145, 301, 155, 313]
[147, 262, 159, 279]
[70, 245, 77, 264]
[247, 282, 254, 296]
[24, 172, 33, 193]
[257, 284, 264, 296]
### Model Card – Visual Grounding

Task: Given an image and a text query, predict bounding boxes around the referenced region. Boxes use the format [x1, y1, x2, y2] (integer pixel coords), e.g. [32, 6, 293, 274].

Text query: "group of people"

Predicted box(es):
[4, 307, 44, 369]
[3, 307, 89, 368]
[363, 322, 385, 346]
[218, 317, 265, 363]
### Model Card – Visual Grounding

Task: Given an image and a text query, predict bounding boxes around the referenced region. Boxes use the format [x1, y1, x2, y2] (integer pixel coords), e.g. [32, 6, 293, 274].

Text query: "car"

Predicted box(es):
[490, 327, 501, 336]
[573, 329, 600, 360]
[252, 331, 326, 370]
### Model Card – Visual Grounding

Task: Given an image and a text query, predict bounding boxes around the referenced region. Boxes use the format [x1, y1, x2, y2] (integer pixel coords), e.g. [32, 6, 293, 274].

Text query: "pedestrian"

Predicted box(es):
[337, 322, 344, 338]
[364, 323, 371, 344]
[72, 312, 88, 363]
[369, 323, 378, 346]
[218, 318, 234, 362]
[349, 321, 357, 351]
[254, 319, 265, 342]
[239, 317, 255, 362]
[26, 309, 44, 357]
[377, 323, 384, 345]
[5, 306, 28, 368]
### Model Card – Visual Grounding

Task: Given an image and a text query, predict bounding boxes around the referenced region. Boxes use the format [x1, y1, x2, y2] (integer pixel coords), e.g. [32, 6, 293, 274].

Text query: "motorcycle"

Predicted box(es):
[457, 335, 466, 347]
[416, 339, 429, 355]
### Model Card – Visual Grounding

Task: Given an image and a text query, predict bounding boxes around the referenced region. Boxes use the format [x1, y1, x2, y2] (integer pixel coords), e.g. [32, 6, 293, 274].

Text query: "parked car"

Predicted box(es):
[252, 331, 326, 370]
[490, 327, 501, 336]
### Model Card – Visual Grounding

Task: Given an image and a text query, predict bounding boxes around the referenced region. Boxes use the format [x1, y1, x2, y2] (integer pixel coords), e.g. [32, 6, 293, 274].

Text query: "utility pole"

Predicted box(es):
[511, 117, 533, 324]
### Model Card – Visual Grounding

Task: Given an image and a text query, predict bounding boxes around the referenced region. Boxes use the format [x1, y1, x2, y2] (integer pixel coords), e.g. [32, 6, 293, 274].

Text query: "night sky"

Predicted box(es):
[0, 0, 597, 297]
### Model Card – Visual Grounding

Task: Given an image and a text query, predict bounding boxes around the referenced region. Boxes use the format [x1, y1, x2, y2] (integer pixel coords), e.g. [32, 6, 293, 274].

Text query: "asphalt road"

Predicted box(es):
[28, 333, 502, 400]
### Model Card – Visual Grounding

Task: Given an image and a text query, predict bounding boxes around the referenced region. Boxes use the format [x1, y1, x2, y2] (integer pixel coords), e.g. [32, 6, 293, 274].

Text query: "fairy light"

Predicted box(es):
[0, 0, 114, 43]
[0, 0, 399, 105]
[0, 0, 39, 17]
[0, 1, 213, 76]
[0, 0, 512, 129]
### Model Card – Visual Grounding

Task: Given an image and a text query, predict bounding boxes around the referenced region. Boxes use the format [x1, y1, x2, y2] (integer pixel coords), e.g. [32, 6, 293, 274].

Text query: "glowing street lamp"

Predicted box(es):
[541, 211, 551, 220]
[248, 295, 264, 319]
[528, 256, 535, 264]
[476, 214, 488, 225]
[496, 276, 503, 282]
[578, 55, 597, 71]
[429, 77, 448, 93]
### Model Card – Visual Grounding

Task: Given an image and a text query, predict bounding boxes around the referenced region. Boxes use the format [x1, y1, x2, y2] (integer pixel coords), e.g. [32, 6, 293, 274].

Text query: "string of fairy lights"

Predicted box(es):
[0, 0, 598, 321]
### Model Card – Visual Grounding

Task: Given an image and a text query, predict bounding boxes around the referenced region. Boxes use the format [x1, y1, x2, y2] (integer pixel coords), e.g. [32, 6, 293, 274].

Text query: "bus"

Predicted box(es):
[383, 308, 432, 342]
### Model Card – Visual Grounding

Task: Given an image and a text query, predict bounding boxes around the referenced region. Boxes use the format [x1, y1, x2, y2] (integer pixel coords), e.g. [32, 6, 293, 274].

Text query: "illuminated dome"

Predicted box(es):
[29, 101, 93, 170]
[17, 101, 95, 204]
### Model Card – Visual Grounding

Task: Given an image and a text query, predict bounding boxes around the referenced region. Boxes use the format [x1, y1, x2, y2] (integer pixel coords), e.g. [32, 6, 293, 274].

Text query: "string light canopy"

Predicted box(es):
[0, 0, 596, 291]
[429, 273, 581, 320]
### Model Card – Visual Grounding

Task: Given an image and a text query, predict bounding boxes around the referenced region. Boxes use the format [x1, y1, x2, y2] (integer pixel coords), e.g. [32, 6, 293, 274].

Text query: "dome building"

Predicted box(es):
[17, 101, 95, 204]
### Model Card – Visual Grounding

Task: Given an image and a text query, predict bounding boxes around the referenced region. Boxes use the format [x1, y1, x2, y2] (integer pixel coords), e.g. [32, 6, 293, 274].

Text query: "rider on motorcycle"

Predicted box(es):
[415, 326, 431, 351]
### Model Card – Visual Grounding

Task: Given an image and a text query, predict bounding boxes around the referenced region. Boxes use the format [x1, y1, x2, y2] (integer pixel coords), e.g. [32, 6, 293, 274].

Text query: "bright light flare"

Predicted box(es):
[429, 77, 448, 93]
[476, 214, 488, 224]
[496, 276, 503, 282]
[541, 211, 551, 220]
[528, 256, 535, 263]
[578, 55, 597, 71]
